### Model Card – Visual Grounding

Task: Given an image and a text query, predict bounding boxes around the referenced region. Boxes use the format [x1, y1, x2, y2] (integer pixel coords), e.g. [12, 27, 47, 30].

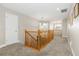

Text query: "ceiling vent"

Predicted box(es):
[61, 8, 67, 13]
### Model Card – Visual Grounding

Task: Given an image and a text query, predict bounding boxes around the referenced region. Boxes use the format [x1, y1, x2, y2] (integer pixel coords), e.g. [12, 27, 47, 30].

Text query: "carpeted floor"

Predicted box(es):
[0, 36, 72, 56]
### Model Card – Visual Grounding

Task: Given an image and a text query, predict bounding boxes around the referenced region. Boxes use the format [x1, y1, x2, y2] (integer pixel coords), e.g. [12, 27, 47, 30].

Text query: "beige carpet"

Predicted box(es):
[0, 36, 72, 56]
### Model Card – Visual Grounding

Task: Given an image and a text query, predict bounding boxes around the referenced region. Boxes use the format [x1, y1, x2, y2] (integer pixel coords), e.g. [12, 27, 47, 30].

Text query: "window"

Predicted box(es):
[54, 23, 62, 30]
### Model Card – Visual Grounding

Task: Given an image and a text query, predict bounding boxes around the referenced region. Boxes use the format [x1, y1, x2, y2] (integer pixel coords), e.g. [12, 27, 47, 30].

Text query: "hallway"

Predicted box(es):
[0, 35, 72, 56]
[0, 3, 77, 56]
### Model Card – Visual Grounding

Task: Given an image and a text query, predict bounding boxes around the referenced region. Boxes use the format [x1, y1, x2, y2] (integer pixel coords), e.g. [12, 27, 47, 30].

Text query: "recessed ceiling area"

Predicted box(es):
[0, 3, 73, 21]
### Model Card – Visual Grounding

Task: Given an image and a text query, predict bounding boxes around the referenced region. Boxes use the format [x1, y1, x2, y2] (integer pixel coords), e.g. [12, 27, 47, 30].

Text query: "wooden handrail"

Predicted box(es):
[25, 30, 54, 50]
[25, 30, 37, 41]
[26, 30, 38, 32]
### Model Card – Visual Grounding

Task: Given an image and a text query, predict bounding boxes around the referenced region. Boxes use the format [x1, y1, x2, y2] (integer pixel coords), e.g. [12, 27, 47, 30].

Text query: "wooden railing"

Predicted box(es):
[25, 30, 38, 49]
[25, 30, 54, 50]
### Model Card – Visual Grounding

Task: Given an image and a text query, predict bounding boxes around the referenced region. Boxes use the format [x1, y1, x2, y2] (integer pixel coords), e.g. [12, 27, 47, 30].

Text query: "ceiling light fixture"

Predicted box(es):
[57, 8, 60, 11]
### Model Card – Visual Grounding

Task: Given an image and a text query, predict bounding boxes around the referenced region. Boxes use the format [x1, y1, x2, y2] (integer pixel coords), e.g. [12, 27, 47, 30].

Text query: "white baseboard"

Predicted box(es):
[0, 41, 19, 48]
[68, 40, 75, 56]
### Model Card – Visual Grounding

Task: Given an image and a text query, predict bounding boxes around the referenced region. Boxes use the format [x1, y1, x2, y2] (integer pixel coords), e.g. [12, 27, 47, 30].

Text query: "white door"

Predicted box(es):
[5, 12, 19, 44]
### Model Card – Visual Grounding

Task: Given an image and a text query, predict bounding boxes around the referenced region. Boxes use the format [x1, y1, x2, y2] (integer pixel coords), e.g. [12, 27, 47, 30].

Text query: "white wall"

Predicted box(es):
[0, 5, 5, 45]
[68, 16, 79, 56]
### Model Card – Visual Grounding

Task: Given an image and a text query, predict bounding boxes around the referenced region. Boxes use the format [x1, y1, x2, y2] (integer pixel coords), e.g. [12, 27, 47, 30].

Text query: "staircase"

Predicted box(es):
[25, 30, 54, 50]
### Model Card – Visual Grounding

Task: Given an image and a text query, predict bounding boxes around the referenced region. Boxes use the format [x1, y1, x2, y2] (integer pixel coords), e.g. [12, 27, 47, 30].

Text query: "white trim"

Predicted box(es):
[0, 41, 19, 48]
[67, 40, 75, 56]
